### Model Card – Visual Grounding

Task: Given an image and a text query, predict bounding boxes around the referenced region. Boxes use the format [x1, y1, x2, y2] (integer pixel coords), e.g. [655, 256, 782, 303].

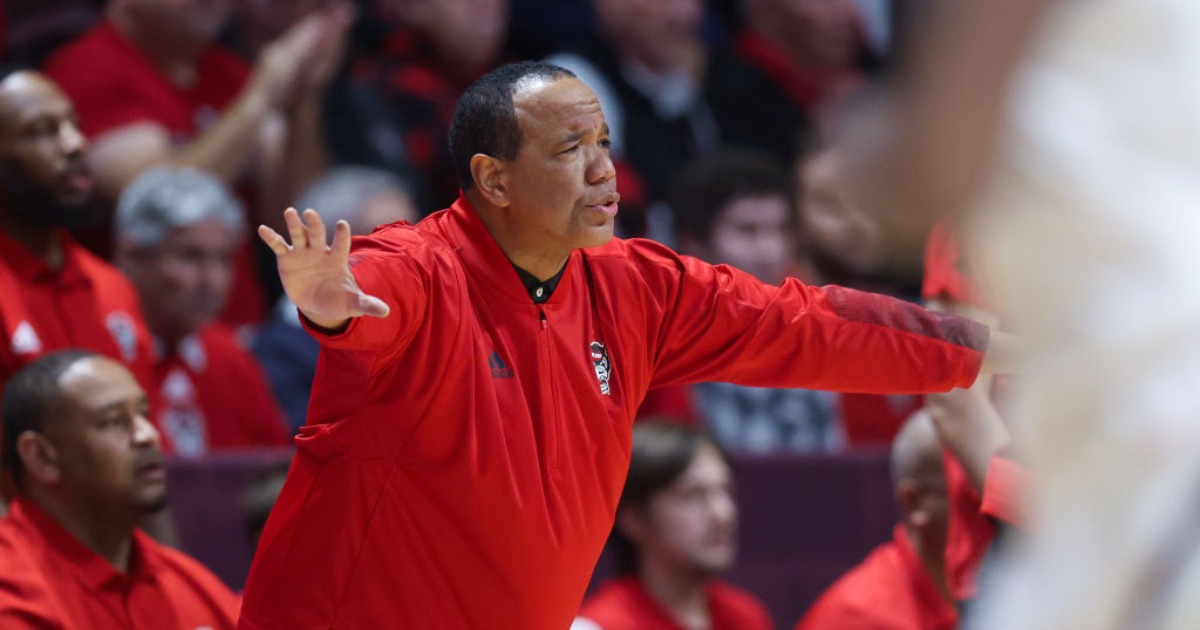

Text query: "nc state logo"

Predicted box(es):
[589, 341, 611, 396]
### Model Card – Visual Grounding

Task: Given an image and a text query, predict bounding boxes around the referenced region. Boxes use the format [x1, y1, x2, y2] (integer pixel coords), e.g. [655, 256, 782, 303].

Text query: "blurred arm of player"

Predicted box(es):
[848, 0, 1054, 256]
[258, 207, 391, 331]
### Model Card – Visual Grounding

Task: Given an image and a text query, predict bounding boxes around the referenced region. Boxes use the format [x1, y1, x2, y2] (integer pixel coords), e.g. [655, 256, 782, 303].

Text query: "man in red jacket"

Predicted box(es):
[795, 410, 958, 630]
[574, 422, 773, 630]
[0, 350, 239, 628]
[241, 61, 1011, 629]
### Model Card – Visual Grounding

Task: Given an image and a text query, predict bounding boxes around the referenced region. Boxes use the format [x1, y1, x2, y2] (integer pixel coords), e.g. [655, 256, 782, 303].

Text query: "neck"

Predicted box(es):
[26, 490, 137, 573]
[639, 559, 712, 630]
[468, 192, 571, 281]
[0, 215, 63, 269]
[108, 8, 206, 85]
[907, 527, 953, 603]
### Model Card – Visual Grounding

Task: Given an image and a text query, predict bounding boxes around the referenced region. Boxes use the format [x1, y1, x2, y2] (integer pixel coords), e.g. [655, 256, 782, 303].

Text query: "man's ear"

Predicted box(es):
[896, 479, 928, 528]
[16, 431, 61, 486]
[469, 154, 510, 208]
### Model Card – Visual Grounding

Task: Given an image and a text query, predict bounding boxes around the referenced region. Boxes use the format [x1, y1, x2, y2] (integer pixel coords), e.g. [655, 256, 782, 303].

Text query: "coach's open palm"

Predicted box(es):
[259, 208, 390, 330]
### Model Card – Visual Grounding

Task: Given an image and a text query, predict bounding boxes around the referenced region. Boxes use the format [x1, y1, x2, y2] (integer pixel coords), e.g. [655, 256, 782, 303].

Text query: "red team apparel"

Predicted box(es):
[795, 525, 958, 630]
[153, 324, 290, 457]
[0, 230, 154, 397]
[239, 197, 988, 629]
[43, 20, 264, 326]
[577, 576, 774, 630]
[0, 499, 240, 629]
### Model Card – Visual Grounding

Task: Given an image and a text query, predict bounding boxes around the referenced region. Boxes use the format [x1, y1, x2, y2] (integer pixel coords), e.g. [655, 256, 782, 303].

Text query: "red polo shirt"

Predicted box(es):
[795, 526, 958, 630]
[577, 576, 774, 630]
[239, 197, 987, 630]
[0, 230, 154, 398]
[43, 20, 264, 327]
[153, 324, 289, 457]
[0, 498, 239, 629]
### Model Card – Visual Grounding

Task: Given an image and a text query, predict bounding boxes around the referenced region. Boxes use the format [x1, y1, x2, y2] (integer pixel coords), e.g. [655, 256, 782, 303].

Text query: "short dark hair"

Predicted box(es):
[611, 422, 732, 575]
[2, 349, 98, 489]
[669, 148, 794, 245]
[447, 61, 577, 190]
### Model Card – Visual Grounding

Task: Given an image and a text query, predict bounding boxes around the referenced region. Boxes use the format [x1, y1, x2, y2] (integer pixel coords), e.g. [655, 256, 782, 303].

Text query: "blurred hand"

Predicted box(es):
[251, 6, 349, 109]
[926, 383, 1009, 492]
[296, 2, 356, 97]
[259, 208, 390, 330]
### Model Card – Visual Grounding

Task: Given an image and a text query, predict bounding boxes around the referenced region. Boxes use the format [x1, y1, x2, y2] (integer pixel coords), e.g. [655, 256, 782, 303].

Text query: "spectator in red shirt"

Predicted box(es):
[795, 410, 957, 630]
[42, 0, 353, 326]
[114, 167, 289, 456]
[0, 349, 239, 628]
[0, 68, 155, 410]
[574, 422, 774, 630]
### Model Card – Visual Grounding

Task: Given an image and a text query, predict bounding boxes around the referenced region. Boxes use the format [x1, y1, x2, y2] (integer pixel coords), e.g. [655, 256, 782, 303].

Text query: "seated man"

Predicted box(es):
[0, 349, 239, 627]
[574, 422, 774, 630]
[795, 411, 957, 630]
[0, 68, 154, 400]
[115, 167, 289, 456]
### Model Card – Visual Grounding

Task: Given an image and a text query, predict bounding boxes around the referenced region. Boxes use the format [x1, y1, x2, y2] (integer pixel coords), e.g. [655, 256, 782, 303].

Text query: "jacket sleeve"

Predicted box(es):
[644, 247, 988, 394]
[301, 230, 429, 358]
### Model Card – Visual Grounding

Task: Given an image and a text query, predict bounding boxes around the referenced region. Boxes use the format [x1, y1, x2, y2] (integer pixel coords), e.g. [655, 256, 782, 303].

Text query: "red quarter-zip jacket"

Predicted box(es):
[239, 197, 987, 629]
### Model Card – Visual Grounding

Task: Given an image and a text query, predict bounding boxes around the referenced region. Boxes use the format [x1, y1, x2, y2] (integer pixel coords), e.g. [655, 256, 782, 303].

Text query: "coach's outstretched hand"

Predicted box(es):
[259, 207, 390, 330]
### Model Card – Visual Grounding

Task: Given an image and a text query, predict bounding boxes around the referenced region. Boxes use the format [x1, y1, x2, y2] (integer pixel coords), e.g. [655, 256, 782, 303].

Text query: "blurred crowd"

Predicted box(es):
[0, 0, 1015, 628]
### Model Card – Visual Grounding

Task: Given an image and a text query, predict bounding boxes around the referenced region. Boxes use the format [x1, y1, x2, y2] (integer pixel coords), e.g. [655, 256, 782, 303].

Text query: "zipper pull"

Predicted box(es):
[539, 309, 548, 330]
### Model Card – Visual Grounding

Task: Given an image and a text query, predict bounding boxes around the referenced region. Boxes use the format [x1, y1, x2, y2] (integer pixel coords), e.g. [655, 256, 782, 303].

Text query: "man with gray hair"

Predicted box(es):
[253, 166, 418, 430]
[115, 167, 288, 457]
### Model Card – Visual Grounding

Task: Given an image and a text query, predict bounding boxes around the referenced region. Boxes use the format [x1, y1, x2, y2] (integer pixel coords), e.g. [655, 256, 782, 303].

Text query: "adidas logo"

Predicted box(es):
[11, 321, 42, 355]
[488, 350, 514, 379]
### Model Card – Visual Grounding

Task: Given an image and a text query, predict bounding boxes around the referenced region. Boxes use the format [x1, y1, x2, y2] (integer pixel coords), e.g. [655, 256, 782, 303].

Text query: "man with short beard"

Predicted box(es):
[0, 350, 239, 628]
[0, 69, 154, 402]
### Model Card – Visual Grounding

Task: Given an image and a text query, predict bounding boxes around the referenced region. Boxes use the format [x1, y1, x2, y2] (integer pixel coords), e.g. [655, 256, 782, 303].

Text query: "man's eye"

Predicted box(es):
[560, 145, 580, 155]
[599, 139, 612, 150]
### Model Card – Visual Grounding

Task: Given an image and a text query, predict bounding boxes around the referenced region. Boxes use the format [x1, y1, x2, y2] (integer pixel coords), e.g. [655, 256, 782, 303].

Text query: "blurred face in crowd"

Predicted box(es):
[0, 72, 96, 228]
[752, 0, 861, 69]
[380, 0, 508, 78]
[121, 0, 235, 44]
[705, 195, 795, 286]
[622, 443, 738, 576]
[38, 357, 166, 515]
[798, 148, 881, 274]
[593, 0, 704, 72]
[233, 0, 331, 44]
[499, 77, 619, 256]
[352, 191, 419, 235]
[122, 220, 239, 343]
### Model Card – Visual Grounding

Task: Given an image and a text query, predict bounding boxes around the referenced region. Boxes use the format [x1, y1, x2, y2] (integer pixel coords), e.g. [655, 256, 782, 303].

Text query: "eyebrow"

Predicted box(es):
[556, 124, 611, 147]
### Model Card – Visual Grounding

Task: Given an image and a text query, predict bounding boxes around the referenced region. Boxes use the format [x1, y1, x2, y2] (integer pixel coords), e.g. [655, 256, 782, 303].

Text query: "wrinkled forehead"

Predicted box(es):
[58, 357, 146, 416]
[512, 77, 604, 132]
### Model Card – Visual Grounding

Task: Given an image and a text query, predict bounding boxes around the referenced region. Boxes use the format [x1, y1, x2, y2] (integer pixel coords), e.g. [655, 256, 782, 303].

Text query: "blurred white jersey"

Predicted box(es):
[969, 0, 1200, 628]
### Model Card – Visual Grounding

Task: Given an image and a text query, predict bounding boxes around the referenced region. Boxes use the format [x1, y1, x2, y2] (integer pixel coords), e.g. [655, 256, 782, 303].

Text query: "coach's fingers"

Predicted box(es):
[331, 219, 352, 260]
[355, 293, 390, 319]
[303, 208, 327, 248]
[284, 207, 308, 248]
[258, 225, 290, 256]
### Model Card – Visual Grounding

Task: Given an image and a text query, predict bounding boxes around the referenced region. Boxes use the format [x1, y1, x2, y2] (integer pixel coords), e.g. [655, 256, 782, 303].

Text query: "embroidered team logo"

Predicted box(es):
[106, 312, 138, 363]
[589, 341, 612, 396]
[11, 321, 42, 355]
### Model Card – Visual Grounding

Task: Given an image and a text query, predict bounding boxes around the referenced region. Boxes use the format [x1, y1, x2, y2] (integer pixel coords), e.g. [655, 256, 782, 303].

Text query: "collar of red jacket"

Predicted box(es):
[443, 194, 583, 307]
[7, 497, 162, 591]
[0, 228, 91, 287]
